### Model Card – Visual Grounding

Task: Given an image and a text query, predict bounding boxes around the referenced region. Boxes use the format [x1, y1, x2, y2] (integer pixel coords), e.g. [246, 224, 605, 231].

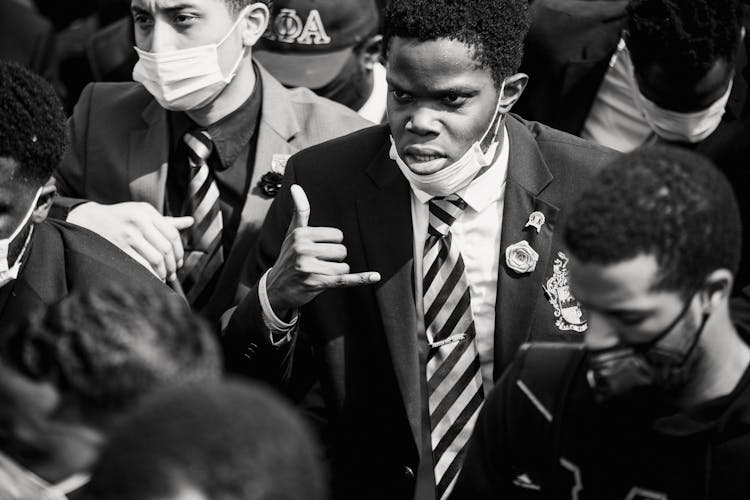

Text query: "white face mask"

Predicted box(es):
[132, 8, 249, 112]
[633, 78, 733, 144]
[389, 84, 505, 198]
[0, 188, 41, 288]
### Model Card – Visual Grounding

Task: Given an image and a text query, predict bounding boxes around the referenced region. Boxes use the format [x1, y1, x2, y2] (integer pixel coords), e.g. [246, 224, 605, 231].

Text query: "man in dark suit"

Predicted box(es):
[224, 1, 617, 499]
[54, 0, 370, 324]
[0, 61, 168, 338]
[515, 0, 750, 287]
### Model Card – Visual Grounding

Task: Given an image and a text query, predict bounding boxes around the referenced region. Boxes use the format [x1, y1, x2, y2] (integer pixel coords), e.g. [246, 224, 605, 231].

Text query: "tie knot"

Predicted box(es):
[428, 195, 467, 237]
[183, 130, 213, 164]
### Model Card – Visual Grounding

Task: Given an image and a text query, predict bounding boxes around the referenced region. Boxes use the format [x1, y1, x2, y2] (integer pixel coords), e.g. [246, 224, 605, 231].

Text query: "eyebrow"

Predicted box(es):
[386, 78, 479, 97]
[131, 2, 198, 15]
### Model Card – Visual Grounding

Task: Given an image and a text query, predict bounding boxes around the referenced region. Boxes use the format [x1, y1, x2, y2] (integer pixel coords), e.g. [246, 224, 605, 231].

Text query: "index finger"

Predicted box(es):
[319, 272, 381, 288]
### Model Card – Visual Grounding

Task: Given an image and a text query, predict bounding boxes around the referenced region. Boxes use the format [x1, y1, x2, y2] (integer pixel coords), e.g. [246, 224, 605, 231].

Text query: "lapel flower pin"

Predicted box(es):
[505, 240, 539, 274]
[525, 211, 545, 233]
[259, 154, 291, 198]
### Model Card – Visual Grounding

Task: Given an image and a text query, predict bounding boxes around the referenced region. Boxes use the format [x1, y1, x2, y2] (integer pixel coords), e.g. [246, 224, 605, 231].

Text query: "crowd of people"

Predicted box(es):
[1, 0, 749, 499]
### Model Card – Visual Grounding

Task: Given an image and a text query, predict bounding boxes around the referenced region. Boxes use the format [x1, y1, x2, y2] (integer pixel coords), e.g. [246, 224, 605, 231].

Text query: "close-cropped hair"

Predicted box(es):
[85, 379, 326, 500]
[1, 284, 222, 416]
[226, 0, 272, 14]
[564, 146, 741, 295]
[381, 0, 530, 86]
[0, 61, 66, 188]
[626, 0, 743, 82]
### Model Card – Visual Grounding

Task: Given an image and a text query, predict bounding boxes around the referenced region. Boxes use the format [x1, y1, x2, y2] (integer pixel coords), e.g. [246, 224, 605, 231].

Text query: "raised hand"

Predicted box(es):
[265, 184, 380, 318]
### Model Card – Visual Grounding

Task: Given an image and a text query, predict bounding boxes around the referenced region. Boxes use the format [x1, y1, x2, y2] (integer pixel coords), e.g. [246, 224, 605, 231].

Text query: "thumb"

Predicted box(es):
[164, 216, 194, 230]
[289, 184, 310, 229]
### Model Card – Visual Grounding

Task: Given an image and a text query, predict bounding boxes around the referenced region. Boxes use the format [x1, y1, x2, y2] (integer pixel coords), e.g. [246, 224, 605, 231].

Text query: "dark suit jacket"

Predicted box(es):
[0, 219, 169, 339]
[224, 116, 618, 500]
[54, 64, 370, 324]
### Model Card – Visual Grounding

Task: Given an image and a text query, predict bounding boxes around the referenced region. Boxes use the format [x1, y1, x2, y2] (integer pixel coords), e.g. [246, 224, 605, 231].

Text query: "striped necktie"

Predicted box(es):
[178, 130, 224, 305]
[423, 195, 484, 500]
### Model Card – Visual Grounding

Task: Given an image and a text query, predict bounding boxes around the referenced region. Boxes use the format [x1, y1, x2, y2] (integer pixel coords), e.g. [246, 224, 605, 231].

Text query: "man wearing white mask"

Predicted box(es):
[53, 0, 370, 325]
[0, 61, 168, 340]
[515, 0, 750, 287]
[222, 1, 617, 499]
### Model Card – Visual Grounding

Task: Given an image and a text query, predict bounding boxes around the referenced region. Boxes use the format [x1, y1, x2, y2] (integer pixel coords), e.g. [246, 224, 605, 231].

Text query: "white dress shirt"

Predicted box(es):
[582, 38, 653, 152]
[410, 127, 509, 394]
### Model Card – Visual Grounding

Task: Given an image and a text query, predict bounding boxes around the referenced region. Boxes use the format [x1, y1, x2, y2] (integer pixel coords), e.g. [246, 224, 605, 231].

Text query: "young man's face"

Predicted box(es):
[570, 254, 701, 353]
[569, 253, 709, 400]
[131, 0, 243, 67]
[386, 37, 501, 174]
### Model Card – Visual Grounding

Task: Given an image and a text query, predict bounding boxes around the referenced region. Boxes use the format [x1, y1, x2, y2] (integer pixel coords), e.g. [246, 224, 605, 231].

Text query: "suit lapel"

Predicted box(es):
[356, 139, 422, 451]
[128, 98, 169, 210]
[493, 117, 559, 377]
[236, 64, 299, 242]
[213, 65, 300, 309]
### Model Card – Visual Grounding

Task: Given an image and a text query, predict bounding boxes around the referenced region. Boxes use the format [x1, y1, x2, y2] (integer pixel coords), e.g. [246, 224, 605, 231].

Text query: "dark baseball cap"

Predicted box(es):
[254, 0, 380, 88]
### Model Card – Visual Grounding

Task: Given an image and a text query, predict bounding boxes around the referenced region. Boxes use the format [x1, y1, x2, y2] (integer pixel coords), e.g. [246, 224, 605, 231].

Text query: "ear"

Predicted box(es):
[240, 2, 270, 48]
[31, 177, 56, 224]
[498, 72, 529, 114]
[700, 269, 734, 312]
[356, 35, 383, 72]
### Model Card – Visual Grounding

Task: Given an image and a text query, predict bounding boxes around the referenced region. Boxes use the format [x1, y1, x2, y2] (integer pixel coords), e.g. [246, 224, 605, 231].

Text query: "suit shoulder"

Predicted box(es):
[288, 124, 389, 173]
[77, 81, 154, 115]
[284, 86, 372, 138]
[39, 220, 167, 289]
[517, 116, 619, 172]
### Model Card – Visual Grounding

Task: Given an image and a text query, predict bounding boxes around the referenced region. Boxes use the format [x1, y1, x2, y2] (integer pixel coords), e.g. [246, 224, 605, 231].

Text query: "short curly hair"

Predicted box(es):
[564, 146, 741, 295]
[2, 284, 222, 417]
[382, 0, 530, 86]
[627, 0, 743, 82]
[0, 61, 66, 188]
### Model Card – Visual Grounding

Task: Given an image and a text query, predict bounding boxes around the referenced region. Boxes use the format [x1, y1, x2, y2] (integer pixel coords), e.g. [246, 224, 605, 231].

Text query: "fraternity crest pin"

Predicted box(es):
[543, 252, 588, 333]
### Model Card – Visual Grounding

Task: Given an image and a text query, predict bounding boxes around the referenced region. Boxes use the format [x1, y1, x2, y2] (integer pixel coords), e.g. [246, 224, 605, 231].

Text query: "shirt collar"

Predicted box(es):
[411, 125, 510, 212]
[170, 63, 263, 170]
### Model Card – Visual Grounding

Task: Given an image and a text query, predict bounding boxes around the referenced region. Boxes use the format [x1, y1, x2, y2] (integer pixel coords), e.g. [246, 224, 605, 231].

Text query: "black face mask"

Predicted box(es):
[586, 292, 710, 403]
[311, 51, 371, 112]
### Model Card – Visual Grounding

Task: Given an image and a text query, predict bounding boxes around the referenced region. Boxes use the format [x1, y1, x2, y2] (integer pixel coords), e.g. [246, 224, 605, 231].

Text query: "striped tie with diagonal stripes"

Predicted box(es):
[423, 195, 484, 500]
[178, 130, 224, 305]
